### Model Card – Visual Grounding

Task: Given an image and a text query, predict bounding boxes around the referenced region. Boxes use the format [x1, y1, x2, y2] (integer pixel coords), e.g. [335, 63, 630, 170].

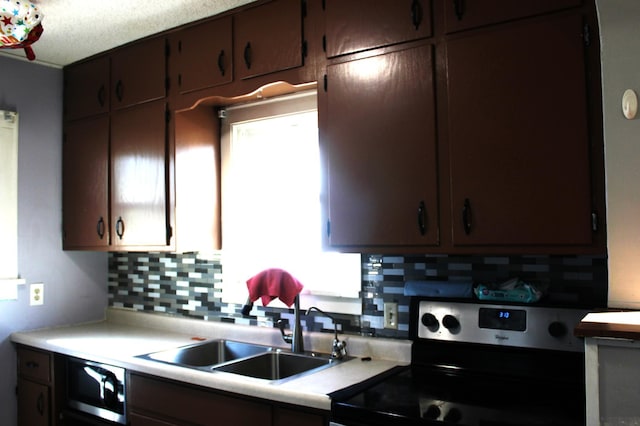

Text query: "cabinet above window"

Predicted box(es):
[324, 0, 432, 58]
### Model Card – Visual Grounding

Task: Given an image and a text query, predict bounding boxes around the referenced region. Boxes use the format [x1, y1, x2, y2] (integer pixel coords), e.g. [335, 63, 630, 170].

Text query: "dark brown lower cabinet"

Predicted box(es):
[130, 413, 178, 426]
[18, 378, 50, 426]
[17, 347, 54, 426]
[129, 374, 329, 426]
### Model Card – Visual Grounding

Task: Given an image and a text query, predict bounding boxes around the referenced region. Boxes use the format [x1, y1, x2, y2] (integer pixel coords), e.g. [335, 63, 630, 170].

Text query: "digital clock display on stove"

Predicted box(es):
[478, 307, 527, 331]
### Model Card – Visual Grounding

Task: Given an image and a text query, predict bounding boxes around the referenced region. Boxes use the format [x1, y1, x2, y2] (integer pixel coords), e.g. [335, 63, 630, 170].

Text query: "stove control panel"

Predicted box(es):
[417, 301, 589, 352]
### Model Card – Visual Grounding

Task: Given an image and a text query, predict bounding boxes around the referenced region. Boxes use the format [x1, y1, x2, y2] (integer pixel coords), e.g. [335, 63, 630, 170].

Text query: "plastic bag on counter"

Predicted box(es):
[474, 278, 545, 304]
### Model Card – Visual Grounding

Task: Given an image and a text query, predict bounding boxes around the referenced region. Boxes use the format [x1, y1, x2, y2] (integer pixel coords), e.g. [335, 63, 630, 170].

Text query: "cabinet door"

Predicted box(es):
[17, 378, 49, 426]
[273, 406, 327, 426]
[129, 374, 271, 426]
[63, 116, 110, 249]
[130, 412, 178, 426]
[447, 14, 593, 246]
[324, 43, 438, 247]
[325, 0, 431, 58]
[444, 0, 581, 33]
[64, 56, 110, 120]
[234, 0, 303, 80]
[171, 16, 233, 95]
[174, 107, 221, 252]
[111, 101, 169, 248]
[111, 37, 166, 109]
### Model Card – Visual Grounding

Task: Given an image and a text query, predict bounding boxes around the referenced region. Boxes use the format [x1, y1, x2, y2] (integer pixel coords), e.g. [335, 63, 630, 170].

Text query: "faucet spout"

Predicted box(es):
[276, 295, 304, 353]
[292, 295, 304, 353]
[305, 306, 347, 359]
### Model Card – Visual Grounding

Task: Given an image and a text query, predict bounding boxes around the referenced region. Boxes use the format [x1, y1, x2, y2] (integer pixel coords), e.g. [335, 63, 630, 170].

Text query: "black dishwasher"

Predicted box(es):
[63, 357, 127, 425]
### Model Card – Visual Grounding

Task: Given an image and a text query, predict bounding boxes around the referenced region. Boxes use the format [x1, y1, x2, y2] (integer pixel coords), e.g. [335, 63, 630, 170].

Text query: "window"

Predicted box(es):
[220, 91, 361, 314]
[0, 110, 24, 300]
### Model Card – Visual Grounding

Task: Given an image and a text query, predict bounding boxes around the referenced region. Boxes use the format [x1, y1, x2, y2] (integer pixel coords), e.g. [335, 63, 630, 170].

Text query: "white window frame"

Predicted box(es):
[0, 110, 24, 299]
[219, 91, 362, 315]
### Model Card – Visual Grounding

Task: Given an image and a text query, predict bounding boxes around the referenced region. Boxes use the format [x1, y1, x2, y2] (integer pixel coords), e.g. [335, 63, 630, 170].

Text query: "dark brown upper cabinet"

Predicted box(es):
[323, 43, 439, 248]
[324, 0, 432, 58]
[169, 16, 233, 95]
[110, 100, 169, 249]
[446, 13, 594, 247]
[62, 116, 110, 249]
[63, 56, 110, 121]
[233, 0, 304, 80]
[111, 37, 167, 110]
[443, 0, 582, 33]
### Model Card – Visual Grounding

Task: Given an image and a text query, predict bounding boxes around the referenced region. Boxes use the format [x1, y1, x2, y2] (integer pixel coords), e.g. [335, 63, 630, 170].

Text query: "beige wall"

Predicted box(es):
[597, 1, 640, 308]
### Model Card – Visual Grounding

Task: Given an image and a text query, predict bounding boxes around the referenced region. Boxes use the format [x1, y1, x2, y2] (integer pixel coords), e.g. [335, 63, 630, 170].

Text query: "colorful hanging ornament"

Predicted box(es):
[0, 1, 44, 61]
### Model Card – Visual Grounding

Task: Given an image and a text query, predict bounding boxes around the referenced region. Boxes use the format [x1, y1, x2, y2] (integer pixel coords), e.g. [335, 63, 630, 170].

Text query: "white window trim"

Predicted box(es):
[0, 110, 25, 300]
[218, 91, 362, 315]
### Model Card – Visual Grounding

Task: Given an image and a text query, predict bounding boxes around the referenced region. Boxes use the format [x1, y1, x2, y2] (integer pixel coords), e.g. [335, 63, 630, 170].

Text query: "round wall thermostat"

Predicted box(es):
[622, 89, 638, 120]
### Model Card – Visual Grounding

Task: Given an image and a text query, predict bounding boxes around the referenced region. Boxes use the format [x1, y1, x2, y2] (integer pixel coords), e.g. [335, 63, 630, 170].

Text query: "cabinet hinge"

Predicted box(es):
[301, 0, 307, 18]
[583, 23, 591, 48]
[326, 220, 331, 237]
[591, 211, 598, 232]
[323, 74, 328, 92]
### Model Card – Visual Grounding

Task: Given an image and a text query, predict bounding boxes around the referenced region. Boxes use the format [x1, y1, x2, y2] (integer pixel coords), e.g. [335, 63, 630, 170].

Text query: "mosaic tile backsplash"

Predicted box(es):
[108, 253, 607, 340]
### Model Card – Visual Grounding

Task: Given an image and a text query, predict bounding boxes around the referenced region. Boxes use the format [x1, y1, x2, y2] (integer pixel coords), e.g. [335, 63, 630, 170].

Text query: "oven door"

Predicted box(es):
[62, 408, 124, 426]
[66, 358, 127, 425]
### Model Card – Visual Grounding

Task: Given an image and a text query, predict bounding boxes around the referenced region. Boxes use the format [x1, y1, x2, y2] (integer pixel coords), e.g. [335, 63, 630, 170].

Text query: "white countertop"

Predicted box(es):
[581, 311, 640, 325]
[11, 308, 411, 410]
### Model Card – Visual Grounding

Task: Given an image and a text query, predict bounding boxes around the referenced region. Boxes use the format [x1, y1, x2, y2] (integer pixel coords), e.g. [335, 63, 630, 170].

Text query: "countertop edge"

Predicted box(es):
[11, 308, 411, 411]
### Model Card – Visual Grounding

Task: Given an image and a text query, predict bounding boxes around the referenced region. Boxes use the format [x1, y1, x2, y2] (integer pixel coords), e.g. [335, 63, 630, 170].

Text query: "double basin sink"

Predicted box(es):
[138, 339, 346, 382]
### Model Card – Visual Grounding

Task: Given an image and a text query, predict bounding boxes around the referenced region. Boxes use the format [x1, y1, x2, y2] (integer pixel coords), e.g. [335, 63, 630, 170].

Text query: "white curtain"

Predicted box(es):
[0, 110, 22, 298]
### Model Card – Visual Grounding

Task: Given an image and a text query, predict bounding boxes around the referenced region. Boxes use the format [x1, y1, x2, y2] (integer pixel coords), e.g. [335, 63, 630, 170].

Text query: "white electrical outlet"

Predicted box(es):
[384, 302, 398, 329]
[30, 283, 44, 306]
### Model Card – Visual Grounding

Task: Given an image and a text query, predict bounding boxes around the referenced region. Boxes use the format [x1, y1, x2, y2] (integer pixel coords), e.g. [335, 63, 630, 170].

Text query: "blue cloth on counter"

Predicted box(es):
[403, 281, 473, 298]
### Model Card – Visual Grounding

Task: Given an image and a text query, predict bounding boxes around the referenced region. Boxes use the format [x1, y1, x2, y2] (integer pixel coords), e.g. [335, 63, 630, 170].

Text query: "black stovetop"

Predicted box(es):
[332, 363, 585, 426]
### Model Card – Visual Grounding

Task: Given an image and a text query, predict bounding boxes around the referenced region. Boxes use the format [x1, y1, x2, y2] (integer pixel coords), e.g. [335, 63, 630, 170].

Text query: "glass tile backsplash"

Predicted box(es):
[109, 252, 607, 339]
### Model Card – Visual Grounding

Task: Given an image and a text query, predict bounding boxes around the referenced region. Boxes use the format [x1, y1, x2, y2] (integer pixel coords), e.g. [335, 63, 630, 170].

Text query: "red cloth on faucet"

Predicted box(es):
[246, 268, 304, 307]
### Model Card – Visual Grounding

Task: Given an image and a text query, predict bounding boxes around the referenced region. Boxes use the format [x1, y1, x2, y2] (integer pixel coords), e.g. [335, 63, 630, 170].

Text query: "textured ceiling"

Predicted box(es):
[0, 0, 256, 67]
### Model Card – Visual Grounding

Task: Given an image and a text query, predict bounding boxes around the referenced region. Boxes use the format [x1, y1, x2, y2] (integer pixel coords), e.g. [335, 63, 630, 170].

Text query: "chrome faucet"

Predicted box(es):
[275, 295, 304, 353]
[305, 306, 347, 360]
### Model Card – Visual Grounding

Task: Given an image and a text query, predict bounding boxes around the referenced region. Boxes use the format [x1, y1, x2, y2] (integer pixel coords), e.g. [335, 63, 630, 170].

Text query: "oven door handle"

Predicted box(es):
[100, 371, 119, 409]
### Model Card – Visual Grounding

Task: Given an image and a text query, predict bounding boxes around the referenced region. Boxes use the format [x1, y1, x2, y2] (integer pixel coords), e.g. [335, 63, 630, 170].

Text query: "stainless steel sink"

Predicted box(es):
[213, 351, 337, 381]
[139, 339, 270, 368]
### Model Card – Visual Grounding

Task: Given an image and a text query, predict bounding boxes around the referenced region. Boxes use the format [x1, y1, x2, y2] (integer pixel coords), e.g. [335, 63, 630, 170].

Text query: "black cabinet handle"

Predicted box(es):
[417, 201, 427, 236]
[243, 42, 252, 70]
[115, 216, 125, 239]
[115, 80, 124, 102]
[462, 198, 472, 235]
[25, 361, 39, 369]
[411, 0, 423, 30]
[453, 0, 465, 20]
[37, 392, 44, 416]
[98, 84, 106, 107]
[218, 49, 226, 76]
[96, 217, 105, 240]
